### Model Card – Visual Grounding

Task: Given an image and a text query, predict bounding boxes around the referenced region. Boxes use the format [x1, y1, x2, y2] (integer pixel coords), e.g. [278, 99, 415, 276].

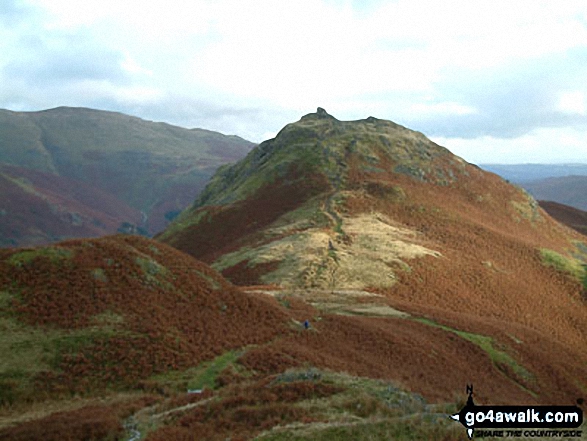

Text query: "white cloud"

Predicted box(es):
[433, 126, 587, 165]
[407, 102, 478, 117]
[557, 91, 586, 115]
[2, 0, 587, 160]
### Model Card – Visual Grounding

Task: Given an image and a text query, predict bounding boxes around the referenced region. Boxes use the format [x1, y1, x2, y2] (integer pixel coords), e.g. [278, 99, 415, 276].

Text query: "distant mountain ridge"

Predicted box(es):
[0, 107, 255, 246]
[524, 175, 587, 212]
[480, 163, 587, 183]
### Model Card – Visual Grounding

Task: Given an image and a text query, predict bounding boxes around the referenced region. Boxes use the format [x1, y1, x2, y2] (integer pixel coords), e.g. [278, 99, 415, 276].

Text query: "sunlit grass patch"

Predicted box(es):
[150, 350, 243, 393]
[7, 248, 73, 267]
[412, 317, 534, 394]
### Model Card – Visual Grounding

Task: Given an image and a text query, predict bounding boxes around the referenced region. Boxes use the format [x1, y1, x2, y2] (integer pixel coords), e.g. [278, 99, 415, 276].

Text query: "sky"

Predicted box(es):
[2, 0, 587, 164]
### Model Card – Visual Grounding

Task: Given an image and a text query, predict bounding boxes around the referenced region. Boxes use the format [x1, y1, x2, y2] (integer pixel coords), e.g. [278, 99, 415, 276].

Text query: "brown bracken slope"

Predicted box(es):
[0, 235, 287, 400]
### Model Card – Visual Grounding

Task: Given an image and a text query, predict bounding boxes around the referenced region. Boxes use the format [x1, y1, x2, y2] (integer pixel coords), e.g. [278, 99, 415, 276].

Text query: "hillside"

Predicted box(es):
[0, 163, 143, 247]
[0, 234, 288, 397]
[524, 175, 587, 212]
[0, 107, 254, 246]
[0, 235, 474, 440]
[160, 109, 587, 409]
[539, 200, 587, 236]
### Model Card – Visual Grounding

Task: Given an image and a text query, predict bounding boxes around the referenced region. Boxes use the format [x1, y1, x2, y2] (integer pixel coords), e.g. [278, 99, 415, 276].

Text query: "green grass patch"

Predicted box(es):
[211, 246, 254, 272]
[90, 310, 125, 328]
[134, 256, 175, 291]
[0, 290, 15, 311]
[135, 257, 166, 276]
[540, 248, 587, 290]
[412, 318, 534, 391]
[151, 350, 242, 393]
[327, 248, 339, 264]
[540, 249, 585, 279]
[159, 207, 210, 240]
[269, 197, 331, 232]
[276, 294, 292, 309]
[192, 270, 221, 290]
[187, 350, 241, 391]
[1, 174, 38, 196]
[0, 311, 124, 375]
[48, 328, 122, 368]
[0, 309, 136, 406]
[7, 247, 73, 267]
[0, 317, 54, 375]
[91, 268, 108, 283]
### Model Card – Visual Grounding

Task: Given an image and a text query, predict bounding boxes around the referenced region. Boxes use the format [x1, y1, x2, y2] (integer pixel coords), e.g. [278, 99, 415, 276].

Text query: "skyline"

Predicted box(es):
[2, 0, 587, 164]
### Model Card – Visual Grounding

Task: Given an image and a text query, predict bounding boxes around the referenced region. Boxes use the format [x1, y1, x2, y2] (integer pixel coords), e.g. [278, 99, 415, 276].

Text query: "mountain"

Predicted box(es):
[480, 163, 587, 183]
[3, 109, 587, 440]
[160, 109, 587, 407]
[0, 107, 254, 246]
[524, 175, 587, 212]
[538, 200, 587, 236]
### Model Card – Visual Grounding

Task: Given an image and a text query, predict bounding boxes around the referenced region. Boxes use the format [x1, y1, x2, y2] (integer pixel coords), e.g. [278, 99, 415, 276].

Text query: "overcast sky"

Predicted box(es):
[2, 0, 587, 164]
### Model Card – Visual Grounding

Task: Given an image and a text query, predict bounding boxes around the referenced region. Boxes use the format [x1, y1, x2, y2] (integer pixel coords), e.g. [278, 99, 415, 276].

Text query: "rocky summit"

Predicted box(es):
[160, 108, 581, 290]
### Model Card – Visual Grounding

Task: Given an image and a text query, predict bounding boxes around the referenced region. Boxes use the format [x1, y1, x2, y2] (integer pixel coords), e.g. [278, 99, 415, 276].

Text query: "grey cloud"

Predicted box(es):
[3, 36, 127, 86]
[0, 0, 33, 26]
[406, 48, 587, 139]
[110, 96, 293, 140]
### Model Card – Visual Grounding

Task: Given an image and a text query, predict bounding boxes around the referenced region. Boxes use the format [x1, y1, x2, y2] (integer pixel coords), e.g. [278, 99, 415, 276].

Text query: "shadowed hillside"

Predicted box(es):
[539, 200, 587, 236]
[0, 163, 143, 247]
[0, 107, 254, 246]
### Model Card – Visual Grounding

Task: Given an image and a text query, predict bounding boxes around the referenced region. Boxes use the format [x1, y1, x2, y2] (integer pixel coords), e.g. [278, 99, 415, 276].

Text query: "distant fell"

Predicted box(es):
[0, 107, 254, 245]
[480, 163, 587, 183]
[524, 175, 587, 211]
